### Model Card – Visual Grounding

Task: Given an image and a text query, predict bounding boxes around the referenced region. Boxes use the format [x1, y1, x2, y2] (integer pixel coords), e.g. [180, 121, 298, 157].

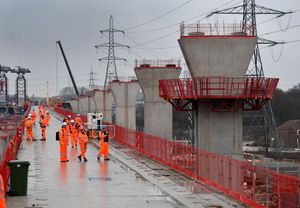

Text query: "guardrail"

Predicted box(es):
[54, 107, 299, 207]
[0, 107, 31, 194]
[159, 77, 279, 99]
[53, 107, 87, 123]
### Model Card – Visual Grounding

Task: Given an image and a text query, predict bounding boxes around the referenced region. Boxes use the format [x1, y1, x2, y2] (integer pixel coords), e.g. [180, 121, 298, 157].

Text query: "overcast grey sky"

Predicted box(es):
[0, 0, 299, 97]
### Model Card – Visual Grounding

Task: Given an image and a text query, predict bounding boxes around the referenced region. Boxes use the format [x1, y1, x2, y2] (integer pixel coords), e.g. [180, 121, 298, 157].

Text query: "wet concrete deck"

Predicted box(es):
[6, 108, 244, 208]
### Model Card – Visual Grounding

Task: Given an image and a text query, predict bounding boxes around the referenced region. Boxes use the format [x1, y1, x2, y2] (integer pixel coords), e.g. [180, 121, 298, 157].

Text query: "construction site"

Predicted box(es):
[0, 0, 300, 207]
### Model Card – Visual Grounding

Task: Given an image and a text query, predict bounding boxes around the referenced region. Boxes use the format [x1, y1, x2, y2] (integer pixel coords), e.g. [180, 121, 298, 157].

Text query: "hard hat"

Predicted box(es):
[28, 113, 31, 116]
[62, 122, 67, 126]
[70, 119, 75, 123]
[77, 114, 80, 116]
[28, 116, 31, 119]
[68, 115, 71, 118]
[46, 111, 49, 114]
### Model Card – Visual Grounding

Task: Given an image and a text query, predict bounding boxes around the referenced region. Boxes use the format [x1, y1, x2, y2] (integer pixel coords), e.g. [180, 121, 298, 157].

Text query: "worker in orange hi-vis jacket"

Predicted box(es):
[38, 109, 43, 122]
[75, 114, 82, 125]
[45, 111, 51, 126]
[42, 105, 46, 115]
[70, 120, 79, 148]
[97, 128, 110, 161]
[0, 174, 6, 208]
[59, 122, 69, 162]
[77, 128, 88, 162]
[25, 116, 35, 141]
[39, 114, 47, 141]
[30, 109, 36, 126]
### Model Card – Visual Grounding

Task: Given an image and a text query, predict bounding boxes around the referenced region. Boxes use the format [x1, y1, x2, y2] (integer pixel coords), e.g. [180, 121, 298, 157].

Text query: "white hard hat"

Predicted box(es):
[68, 115, 71, 118]
[77, 114, 80, 116]
[62, 122, 67, 126]
[28, 116, 31, 119]
[28, 114, 31, 116]
[70, 119, 75, 123]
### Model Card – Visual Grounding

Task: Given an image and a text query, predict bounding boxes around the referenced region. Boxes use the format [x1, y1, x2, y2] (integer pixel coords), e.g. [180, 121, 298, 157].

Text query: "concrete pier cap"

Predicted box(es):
[109, 78, 140, 129]
[134, 59, 182, 139]
[178, 22, 257, 159]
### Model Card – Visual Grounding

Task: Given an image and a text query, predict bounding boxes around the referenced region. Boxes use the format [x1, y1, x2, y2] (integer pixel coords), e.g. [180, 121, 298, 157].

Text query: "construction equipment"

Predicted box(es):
[11, 66, 31, 105]
[56, 40, 79, 97]
[0, 65, 13, 103]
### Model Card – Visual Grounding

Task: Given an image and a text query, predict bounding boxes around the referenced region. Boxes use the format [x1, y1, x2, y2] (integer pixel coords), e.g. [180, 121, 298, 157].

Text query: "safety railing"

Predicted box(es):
[0, 107, 31, 194]
[53, 107, 87, 123]
[135, 59, 181, 68]
[159, 77, 279, 99]
[53, 107, 299, 207]
[180, 22, 256, 37]
[114, 125, 299, 208]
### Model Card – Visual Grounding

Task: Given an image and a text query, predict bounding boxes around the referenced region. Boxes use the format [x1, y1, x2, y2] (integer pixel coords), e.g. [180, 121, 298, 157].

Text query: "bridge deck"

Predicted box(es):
[6, 108, 243, 208]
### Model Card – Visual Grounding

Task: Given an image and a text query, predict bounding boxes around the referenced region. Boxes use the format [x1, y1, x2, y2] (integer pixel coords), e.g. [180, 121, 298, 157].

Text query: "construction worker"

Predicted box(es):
[59, 122, 69, 162]
[70, 120, 79, 148]
[75, 114, 82, 125]
[38, 110, 43, 122]
[66, 115, 71, 125]
[25, 116, 34, 141]
[42, 105, 46, 115]
[97, 128, 110, 161]
[31, 109, 36, 126]
[39, 114, 47, 140]
[0, 174, 6, 208]
[77, 128, 88, 162]
[45, 111, 51, 126]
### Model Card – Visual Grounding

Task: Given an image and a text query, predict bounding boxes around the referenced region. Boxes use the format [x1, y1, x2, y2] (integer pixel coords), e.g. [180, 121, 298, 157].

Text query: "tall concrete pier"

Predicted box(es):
[94, 90, 114, 123]
[178, 24, 257, 158]
[135, 60, 181, 139]
[110, 79, 140, 129]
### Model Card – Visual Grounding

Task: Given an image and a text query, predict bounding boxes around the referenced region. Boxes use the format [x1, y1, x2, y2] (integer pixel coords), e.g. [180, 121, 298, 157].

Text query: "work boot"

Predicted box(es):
[97, 156, 100, 161]
[77, 155, 82, 161]
[104, 157, 110, 161]
[84, 158, 88, 162]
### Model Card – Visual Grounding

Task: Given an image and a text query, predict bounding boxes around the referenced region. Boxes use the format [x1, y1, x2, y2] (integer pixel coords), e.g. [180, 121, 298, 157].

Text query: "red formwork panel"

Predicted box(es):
[159, 77, 279, 99]
[54, 108, 299, 208]
[159, 77, 279, 111]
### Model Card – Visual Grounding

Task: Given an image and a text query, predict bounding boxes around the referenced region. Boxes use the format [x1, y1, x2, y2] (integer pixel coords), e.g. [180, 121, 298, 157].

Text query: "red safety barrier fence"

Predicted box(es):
[53, 107, 299, 207]
[53, 107, 87, 123]
[0, 107, 31, 194]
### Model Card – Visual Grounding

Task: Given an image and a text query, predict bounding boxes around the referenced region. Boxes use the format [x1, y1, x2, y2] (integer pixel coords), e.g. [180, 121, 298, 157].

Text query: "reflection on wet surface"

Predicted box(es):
[7, 109, 186, 208]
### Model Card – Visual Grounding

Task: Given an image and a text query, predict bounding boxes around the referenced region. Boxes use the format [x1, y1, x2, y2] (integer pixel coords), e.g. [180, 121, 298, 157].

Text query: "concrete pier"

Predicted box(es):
[109, 79, 140, 129]
[135, 64, 181, 139]
[179, 33, 257, 158]
[94, 90, 114, 123]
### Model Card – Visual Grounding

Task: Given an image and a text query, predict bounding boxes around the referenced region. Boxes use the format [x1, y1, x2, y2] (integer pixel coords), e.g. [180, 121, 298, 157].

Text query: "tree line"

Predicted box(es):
[271, 83, 300, 126]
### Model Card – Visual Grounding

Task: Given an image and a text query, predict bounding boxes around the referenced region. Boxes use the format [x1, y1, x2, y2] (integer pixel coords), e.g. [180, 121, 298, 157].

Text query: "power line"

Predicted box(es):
[259, 23, 300, 36]
[127, 0, 240, 34]
[115, 0, 167, 17]
[132, 29, 179, 47]
[124, 0, 193, 31]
